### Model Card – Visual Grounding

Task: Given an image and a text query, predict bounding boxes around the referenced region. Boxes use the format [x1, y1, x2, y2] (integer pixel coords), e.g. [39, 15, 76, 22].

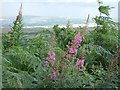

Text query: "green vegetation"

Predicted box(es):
[2, 1, 119, 89]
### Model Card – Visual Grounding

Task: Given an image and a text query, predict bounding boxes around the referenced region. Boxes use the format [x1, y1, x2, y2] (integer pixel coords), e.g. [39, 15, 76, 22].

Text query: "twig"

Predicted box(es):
[82, 14, 90, 35]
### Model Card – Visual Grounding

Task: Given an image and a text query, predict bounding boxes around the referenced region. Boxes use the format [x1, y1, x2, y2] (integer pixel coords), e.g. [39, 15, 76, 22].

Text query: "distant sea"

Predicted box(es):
[0, 16, 117, 28]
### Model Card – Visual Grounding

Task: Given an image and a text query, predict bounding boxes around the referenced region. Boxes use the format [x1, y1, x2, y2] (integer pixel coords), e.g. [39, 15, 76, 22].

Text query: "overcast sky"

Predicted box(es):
[0, 0, 119, 3]
[0, 0, 119, 19]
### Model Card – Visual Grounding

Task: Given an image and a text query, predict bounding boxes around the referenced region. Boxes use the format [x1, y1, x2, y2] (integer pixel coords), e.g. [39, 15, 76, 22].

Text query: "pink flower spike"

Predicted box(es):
[74, 32, 82, 43]
[48, 51, 55, 60]
[49, 60, 54, 66]
[74, 48, 78, 52]
[66, 32, 83, 58]
[69, 48, 75, 53]
[50, 55, 55, 60]
[76, 59, 85, 69]
[53, 71, 57, 79]
[71, 53, 76, 57]
[66, 54, 71, 58]
[48, 51, 51, 55]
[45, 50, 55, 67]
[44, 60, 49, 67]
[50, 70, 59, 79]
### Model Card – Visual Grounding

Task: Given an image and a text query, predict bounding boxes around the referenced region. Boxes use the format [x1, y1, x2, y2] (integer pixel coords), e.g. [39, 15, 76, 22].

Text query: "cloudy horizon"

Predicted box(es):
[0, 0, 119, 3]
[0, 0, 119, 20]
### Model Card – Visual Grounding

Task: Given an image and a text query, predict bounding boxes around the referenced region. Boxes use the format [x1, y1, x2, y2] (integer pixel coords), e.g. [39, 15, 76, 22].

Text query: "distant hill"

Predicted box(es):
[0, 16, 117, 28]
[0, 16, 92, 28]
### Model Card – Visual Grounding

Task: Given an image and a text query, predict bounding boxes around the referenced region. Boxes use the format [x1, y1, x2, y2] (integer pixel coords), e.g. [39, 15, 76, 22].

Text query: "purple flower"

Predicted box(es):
[48, 51, 55, 60]
[67, 32, 83, 58]
[48, 59, 54, 66]
[50, 70, 59, 79]
[44, 60, 49, 67]
[69, 48, 78, 53]
[76, 59, 85, 69]
[71, 53, 76, 57]
[44, 50, 55, 67]
[66, 54, 71, 58]
[69, 48, 75, 53]
[74, 32, 83, 43]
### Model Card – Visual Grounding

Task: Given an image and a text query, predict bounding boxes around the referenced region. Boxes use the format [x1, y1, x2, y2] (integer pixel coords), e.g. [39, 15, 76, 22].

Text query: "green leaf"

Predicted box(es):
[99, 6, 111, 16]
